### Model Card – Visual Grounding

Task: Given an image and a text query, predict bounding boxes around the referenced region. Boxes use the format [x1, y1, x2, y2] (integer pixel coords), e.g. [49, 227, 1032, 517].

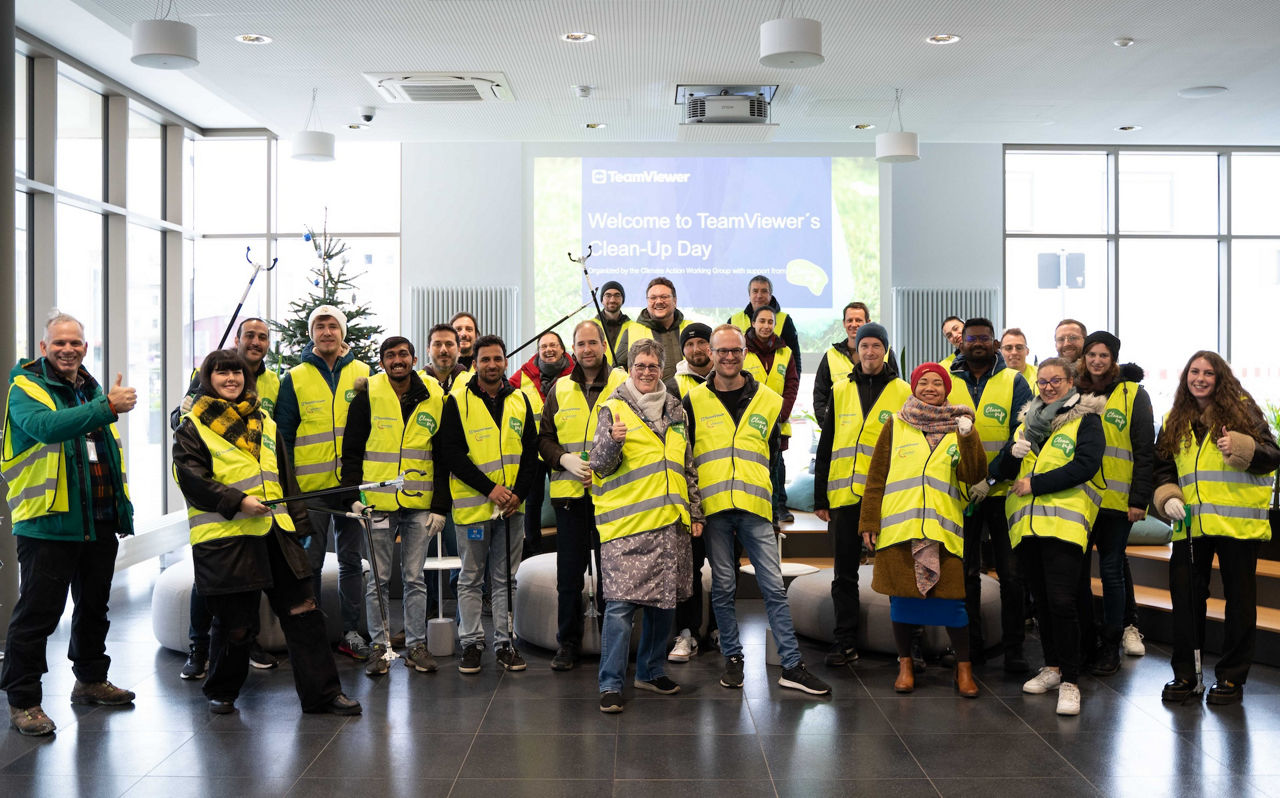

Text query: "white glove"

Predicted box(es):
[351, 500, 368, 515]
[1011, 437, 1032, 459]
[968, 481, 990, 502]
[956, 416, 973, 435]
[559, 453, 591, 479]
[180, 394, 195, 415]
[424, 512, 446, 537]
[1163, 497, 1186, 522]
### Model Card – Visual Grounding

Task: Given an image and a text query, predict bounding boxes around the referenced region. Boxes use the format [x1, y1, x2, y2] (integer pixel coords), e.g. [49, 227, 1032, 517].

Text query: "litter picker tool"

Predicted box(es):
[570, 245, 617, 364]
[214, 247, 278, 352]
[314, 505, 398, 666]
[262, 474, 407, 507]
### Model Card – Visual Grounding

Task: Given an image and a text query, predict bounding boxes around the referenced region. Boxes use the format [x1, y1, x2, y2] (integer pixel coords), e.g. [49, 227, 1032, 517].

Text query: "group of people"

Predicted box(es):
[2, 274, 1275, 734]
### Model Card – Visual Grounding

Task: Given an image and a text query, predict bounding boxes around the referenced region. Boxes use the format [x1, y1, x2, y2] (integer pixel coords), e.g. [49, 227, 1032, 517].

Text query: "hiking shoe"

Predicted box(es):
[668, 634, 698, 663]
[823, 644, 858, 667]
[600, 691, 624, 713]
[249, 643, 279, 670]
[779, 663, 832, 696]
[550, 645, 578, 672]
[1056, 682, 1081, 716]
[70, 680, 135, 706]
[180, 647, 208, 680]
[496, 644, 526, 671]
[307, 694, 362, 716]
[365, 645, 390, 677]
[720, 654, 745, 689]
[1022, 667, 1063, 695]
[9, 705, 55, 736]
[1122, 625, 1146, 657]
[459, 644, 484, 674]
[633, 676, 681, 695]
[404, 644, 438, 673]
[338, 631, 371, 661]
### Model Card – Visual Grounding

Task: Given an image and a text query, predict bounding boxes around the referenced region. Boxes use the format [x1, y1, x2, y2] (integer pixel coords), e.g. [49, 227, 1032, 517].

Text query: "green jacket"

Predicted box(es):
[4, 359, 134, 540]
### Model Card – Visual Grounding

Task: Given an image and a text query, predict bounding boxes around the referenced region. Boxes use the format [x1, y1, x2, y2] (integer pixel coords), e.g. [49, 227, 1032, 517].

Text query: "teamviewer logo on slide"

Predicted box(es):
[591, 169, 608, 184]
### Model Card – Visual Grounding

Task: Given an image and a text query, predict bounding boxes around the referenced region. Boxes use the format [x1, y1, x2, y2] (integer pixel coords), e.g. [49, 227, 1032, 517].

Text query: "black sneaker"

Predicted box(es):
[180, 647, 208, 680]
[1003, 648, 1030, 674]
[364, 645, 390, 677]
[496, 644, 526, 671]
[633, 676, 681, 695]
[550, 645, 578, 672]
[249, 643, 279, 670]
[720, 654, 745, 689]
[779, 663, 832, 696]
[823, 644, 858, 667]
[599, 691, 624, 713]
[459, 644, 484, 674]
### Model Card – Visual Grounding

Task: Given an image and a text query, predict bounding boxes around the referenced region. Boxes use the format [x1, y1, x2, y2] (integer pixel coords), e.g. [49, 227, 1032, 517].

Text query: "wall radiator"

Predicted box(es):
[410, 285, 520, 357]
[891, 287, 1001, 374]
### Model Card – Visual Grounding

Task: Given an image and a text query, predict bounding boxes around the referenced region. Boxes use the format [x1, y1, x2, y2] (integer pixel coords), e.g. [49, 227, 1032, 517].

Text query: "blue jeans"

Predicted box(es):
[704, 510, 801, 669]
[455, 514, 524, 648]
[303, 493, 367, 635]
[365, 509, 434, 648]
[1093, 512, 1132, 630]
[598, 600, 673, 693]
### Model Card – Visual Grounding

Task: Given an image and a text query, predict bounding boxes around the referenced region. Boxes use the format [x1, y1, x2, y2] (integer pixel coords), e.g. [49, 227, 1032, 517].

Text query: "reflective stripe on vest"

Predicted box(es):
[1170, 424, 1271, 541]
[743, 347, 793, 436]
[2, 375, 71, 520]
[1099, 381, 1139, 511]
[688, 382, 781, 520]
[184, 414, 294, 544]
[548, 369, 627, 500]
[448, 389, 528, 526]
[1005, 418, 1105, 551]
[946, 368, 1017, 497]
[591, 399, 689, 542]
[518, 379, 545, 433]
[289, 360, 370, 492]
[361, 374, 442, 511]
[876, 417, 966, 558]
[825, 377, 912, 509]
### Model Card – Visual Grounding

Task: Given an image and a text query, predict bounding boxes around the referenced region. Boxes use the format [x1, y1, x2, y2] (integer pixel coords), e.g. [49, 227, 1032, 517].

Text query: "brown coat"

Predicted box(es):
[859, 418, 987, 599]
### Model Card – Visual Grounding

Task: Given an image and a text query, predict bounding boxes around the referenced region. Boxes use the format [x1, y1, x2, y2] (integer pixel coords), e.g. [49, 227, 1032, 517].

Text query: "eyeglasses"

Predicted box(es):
[1037, 377, 1067, 389]
[1055, 334, 1083, 343]
[712, 347, 745, 357]
[964, 334, 992, 343]
[647, 293, 673, 301]
[1002, 344, 1028, 351]
[631, 363, 662, 373]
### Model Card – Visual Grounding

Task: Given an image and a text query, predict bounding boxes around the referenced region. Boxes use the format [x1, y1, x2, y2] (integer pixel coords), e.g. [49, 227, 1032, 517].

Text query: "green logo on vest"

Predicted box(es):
[262, 435, 275, 453]
[1104, 408, 1128, 431]
[261, 398, 275, 415]
[416, 412, 437, 433]
[947, 443, 959, 460]
[879, 409, 893, 424]
[747, 413, 769, 438]
[775, 362, 785, 376]
[508, 417, 523, 437]
[344, 389, 356, 402]
[1050, 433, 1075, 458]
[982, 404, 1008, 424]
[670, 421, 686, 439]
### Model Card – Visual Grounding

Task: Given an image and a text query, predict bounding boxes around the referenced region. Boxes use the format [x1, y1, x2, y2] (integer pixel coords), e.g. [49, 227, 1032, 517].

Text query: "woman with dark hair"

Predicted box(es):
[172, 349, 360, 716]
[1154, 351, 1279, 705]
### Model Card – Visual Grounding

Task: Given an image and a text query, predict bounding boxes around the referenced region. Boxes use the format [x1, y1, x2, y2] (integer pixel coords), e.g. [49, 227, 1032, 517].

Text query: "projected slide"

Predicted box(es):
[581, 157, 833, 308]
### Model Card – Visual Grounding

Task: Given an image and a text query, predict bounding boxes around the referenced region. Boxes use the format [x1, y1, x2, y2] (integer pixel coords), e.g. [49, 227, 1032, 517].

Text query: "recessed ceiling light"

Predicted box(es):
[1178, 85, 1229, 99]
[235, 33, 272, 45]
[1113, 37, 1134, 47]
[561, 32, 596, 43]
[925, 33, 961, 45]
[851, 123, 875, 130]
[584, 122, 607, 129]
[1116, 125, 1142, 132]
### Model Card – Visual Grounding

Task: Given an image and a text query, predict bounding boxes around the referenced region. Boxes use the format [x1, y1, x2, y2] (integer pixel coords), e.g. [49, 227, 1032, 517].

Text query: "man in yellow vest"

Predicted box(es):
[538, 320, 626, 671]
[813, 322, 912, 667]
[451, 312, 479, 373]
[949, 317, 1033, 671]
[424, 323, 468, 394]
[614, 277, 691, 380]
[664, 323, 713, 399]
[812, 302, 901, 424]
[1000, 327, 1038, 396]
[274, 305, 372, 661]
[727, 275, 803, 374]
[437, 335, 539, 674]
[2, 313, 138, 737]
[510, 331, 574, 559]
[688, 325, 831, 695]
[340, 336, 450, 676]
[594, 281, 633, 366]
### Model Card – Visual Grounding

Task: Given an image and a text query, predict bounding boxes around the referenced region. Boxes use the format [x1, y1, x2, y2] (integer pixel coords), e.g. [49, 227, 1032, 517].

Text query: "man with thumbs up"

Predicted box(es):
[3, 312, 138, 737]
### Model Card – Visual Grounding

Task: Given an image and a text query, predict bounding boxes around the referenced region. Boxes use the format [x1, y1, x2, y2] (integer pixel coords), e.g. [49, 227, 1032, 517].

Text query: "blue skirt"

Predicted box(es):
[889, 596, 968, 627]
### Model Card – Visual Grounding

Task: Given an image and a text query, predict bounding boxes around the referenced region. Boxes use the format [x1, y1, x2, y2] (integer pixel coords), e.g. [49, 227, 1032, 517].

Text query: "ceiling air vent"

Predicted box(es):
[362, 72, 514, 103]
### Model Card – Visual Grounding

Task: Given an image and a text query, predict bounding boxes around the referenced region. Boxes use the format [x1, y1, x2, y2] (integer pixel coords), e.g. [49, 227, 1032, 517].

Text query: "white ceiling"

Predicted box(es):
[19, 0, 1280, 145]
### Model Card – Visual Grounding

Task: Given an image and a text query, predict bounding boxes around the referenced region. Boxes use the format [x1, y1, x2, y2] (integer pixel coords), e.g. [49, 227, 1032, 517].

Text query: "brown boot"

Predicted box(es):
[894, 657, 915, 693]
[955, 661, 979, 698]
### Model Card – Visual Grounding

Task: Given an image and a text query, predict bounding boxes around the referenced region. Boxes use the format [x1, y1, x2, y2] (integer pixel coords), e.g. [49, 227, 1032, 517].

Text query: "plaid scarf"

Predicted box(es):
[192, 394, 263, 460]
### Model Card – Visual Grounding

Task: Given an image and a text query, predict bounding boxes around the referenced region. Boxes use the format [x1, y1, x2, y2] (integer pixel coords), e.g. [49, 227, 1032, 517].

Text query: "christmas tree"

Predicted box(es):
[268, 218, 385, 372]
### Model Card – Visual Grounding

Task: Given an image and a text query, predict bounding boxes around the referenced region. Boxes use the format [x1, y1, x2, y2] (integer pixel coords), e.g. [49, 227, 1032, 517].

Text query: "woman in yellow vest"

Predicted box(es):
[996, 357, 1106, 716]
[172, 349, 360, 717]
[742, 306, 799, 527]
[1153, 350, 1279, 706]
[859, 363, 987, 696]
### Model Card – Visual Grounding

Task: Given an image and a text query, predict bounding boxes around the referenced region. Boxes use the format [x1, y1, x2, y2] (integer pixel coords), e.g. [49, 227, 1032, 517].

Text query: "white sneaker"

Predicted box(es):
[1122, 625, 1146, 657]
[1056, 682, 1081, 715]
[668, 634, 698, 662]
[1022, 667, 1063, 694]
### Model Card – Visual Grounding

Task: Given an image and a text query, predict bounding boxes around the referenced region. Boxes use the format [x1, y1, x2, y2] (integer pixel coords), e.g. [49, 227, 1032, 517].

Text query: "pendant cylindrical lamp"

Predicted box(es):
[292, 130, 335, 162]
[131, 19, 199, 69]
[875, 131, 919, 163]
[759, 17, 824, 68]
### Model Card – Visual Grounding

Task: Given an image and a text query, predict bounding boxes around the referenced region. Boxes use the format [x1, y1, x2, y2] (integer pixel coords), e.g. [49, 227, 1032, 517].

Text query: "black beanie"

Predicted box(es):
[1082, 330, 1120, 360]
[854, 322, 889, 350]
[680, 323, 713, 347]
[601, 281, 625, 302]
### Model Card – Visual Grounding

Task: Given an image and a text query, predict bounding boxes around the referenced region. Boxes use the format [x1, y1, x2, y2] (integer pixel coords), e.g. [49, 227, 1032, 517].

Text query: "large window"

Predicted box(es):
[56, 75, 102, 200]
[54, 203, 104, 377]
[126, 223, 163, 519]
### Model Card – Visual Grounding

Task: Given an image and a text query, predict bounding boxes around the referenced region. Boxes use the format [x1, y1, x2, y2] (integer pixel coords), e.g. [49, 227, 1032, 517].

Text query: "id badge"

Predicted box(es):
[466, 526, 484, 541]
[86, 442, 99, 463]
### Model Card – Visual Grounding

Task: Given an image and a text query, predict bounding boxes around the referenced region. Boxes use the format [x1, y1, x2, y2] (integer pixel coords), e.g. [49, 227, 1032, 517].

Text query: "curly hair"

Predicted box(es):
[1156, 350, 1264, 460]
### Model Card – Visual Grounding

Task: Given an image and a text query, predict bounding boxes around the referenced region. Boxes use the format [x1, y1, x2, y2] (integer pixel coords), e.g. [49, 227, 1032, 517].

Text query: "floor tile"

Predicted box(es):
[614, 733, 770, 780]
[1093, 774, 1273, 798]
[773, 778, 941, 798]
[876, 695, 1028, 734]
[1183, 729, 1280, 775]
[459, 733, 616, 780]
[0, 729, 194, 776]
[748, 697, 893, 735]
[284, 777, 454, 798]
[300, 732, 472, 779]
[122, 776, 296, 797]
[612, 779, 779, 798]
[900, 732, 1078, 779]
[0, 773, 142, 798]
[1038, 729, 1222, 779]
[478, 698, 619, 734]
[449, 778, 614, 798]
[145, 731, 335, 780]
[760, 733, 924, 780]
[931, 776, 1099, 797]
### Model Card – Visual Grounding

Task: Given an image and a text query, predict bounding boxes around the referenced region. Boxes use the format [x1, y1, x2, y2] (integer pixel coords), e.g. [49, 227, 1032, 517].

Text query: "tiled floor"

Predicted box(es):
[3, 560, 1280, 797]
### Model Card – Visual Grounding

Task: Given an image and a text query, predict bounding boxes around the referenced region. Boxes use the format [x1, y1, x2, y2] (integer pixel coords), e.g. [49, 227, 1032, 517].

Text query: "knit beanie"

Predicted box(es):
[910, 362, 952, 395]
[601, 281, 626, 302]
[854, 322, 889, 350]
[308, 304, 348, 339]
[1082, 330, 1120, 360]
[680, 323, 713, 347]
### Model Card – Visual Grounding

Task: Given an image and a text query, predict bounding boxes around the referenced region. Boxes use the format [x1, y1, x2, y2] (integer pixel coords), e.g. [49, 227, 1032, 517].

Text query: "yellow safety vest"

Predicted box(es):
[939, 353, 956, 371]
[1169, 423, 1272, 541]
[448, 389, 528, 526]
[673, 373, 704, 399]
[729, 308, 790, 337]
[1099, 381, 1139, 512]
[289, 360, 370, 492]
[602, 320, 636, 367]
[1, 375, 129, 522]
[184, 414, 294, 544]
[626, 318, 690, 348]
[1005, 418, 1106, 550]
[688, 383, 782, 520]
[876, 417, 966, 558]
[548, 369, 627, 500]
[743, 347, 793, 436]
[592, 399, 690, 542]
[824, 345, 889, 389]
[360, 374, 442, 511]
[826, 377, 912, 509]
[946, 368, 1018, 497]
[189, 366, 280, 418]
[517, 379, 546, 433]
[1022, 363, 1039, 397]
